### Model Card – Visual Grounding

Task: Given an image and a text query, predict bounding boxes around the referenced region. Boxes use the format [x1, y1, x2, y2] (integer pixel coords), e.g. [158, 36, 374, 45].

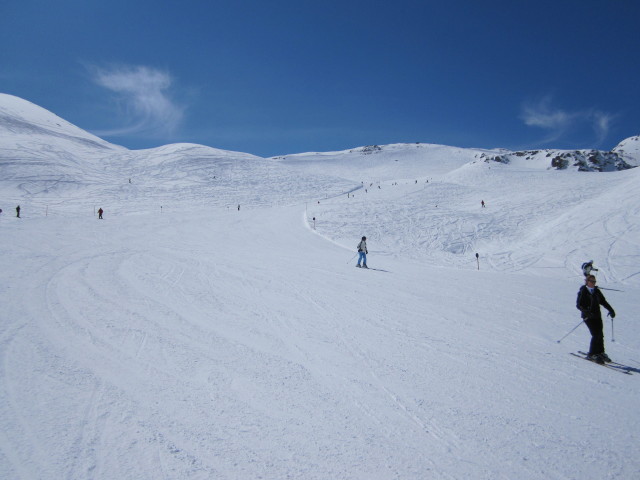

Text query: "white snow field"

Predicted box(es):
[1, 93, 640, 479]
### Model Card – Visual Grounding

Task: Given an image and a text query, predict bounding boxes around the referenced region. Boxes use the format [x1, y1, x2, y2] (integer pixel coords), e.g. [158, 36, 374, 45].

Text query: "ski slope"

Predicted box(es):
[1, 94, 640, 479]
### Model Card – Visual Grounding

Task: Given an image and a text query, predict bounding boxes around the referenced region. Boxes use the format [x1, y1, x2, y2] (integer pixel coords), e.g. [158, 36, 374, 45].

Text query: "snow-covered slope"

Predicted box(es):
[0, 93, 119, 152]
[1, 95, 640, 479]
[0, 94, 125, 200]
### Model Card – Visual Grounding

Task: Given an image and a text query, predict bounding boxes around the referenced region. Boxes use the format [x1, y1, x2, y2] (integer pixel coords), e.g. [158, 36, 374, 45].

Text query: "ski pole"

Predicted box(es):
[609, 313, 615, 342]
[556, 320, 583, 343]
[346, 252, 358, 264]
[612, 318, 615, 342]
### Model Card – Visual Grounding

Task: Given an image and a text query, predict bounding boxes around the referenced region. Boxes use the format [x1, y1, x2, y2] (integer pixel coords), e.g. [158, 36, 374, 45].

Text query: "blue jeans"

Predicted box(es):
[357, 251, 367, 266]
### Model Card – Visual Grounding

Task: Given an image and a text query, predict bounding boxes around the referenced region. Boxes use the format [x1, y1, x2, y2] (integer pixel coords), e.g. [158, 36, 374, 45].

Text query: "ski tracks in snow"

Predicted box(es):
[2, 199, 639, 479]
[298, 287, 460, 452]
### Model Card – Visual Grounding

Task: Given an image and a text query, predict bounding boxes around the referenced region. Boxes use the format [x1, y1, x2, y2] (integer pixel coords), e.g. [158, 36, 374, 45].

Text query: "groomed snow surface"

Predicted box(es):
[1, 95, 640, 479]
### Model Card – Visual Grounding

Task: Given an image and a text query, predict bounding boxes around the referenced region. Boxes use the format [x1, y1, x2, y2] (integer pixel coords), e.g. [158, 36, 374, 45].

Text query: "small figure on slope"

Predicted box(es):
[98, 208, 104, 219]
[356, 236, 368, 269]
[581, 260, 598, 277]
[576, 274, 615, 364]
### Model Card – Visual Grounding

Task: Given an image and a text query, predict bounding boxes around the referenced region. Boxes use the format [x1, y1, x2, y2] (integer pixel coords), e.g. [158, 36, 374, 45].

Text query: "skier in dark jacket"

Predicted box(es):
[576, 274, 615, 363]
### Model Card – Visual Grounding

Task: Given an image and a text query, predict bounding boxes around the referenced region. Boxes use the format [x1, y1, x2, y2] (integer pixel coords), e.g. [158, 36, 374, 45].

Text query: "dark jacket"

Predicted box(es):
[576, 286, 614, 320]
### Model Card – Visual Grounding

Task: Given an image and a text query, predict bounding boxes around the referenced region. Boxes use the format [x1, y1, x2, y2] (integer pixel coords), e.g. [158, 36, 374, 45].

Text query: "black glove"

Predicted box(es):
[608, 310, 616, 318]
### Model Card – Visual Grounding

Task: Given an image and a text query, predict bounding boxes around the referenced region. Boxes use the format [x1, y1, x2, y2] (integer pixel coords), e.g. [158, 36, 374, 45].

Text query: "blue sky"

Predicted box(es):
[1, 0, 639, 157]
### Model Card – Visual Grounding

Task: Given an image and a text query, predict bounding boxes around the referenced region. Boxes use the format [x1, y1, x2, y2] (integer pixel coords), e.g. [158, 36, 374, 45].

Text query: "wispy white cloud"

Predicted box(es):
[89, 65, 184, 137]
[592, 110, 615, 145]
[520, 96, 615, 147]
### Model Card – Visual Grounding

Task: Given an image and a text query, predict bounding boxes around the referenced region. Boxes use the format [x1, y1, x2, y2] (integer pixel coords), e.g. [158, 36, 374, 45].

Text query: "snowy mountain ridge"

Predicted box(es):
[478, 148, 634, 172]
[1, 93, 638, 192]
[276, 140, 639, 177]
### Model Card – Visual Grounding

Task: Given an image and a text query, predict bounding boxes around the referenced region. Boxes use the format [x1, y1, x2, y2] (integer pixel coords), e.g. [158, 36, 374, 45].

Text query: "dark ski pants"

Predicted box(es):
[584, 316, 605, 355]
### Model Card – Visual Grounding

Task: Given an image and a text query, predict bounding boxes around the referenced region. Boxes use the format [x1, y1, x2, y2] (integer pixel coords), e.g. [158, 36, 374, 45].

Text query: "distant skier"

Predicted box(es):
[98, 208, 104, 219]
[16, 205, 20, 218]
[581, 260, 598, 277]
[481, 200, 485, 208]
[356, 236, 368, 268]
[237, 204, 240, 211]
[576, 274, 615, 364]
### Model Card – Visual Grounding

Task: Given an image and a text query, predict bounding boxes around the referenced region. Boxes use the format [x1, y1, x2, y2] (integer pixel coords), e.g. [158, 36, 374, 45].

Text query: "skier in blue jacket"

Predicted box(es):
[356, 236, 368, 268]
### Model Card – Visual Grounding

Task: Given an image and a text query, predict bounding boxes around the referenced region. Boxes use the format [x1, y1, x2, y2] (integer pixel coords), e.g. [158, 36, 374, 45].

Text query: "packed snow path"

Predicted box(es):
[1, 205, 639, 480]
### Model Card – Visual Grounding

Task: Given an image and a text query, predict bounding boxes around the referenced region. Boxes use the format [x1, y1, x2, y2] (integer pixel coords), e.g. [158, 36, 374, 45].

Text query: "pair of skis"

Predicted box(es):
[355, 265, 388, 272]
[570, 351, 633, 375]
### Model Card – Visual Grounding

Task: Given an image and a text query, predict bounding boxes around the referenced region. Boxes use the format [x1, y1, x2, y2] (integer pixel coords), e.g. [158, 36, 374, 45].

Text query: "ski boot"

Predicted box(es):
[586, 353, 605, 364]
